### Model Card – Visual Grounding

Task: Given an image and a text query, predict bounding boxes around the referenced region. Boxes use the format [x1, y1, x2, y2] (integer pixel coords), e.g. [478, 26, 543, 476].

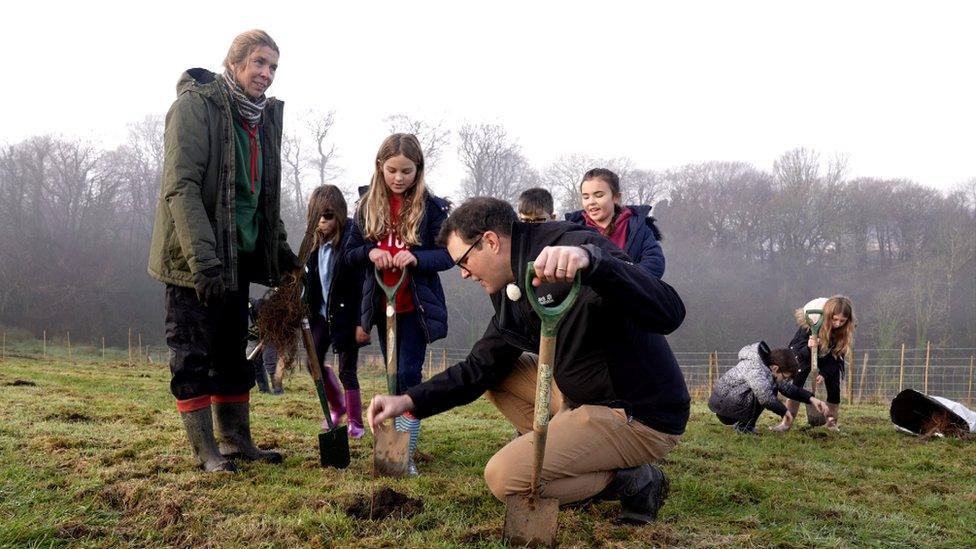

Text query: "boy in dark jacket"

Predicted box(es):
[517, 187, 556, 223]
[708, 342, 829, 434]
[366, 197, 689, 524]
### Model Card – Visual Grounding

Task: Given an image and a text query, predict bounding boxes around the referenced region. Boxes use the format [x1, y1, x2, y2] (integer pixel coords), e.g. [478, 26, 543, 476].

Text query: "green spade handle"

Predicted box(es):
[374, 267, 408, 302]
[524, 261, 582, 337]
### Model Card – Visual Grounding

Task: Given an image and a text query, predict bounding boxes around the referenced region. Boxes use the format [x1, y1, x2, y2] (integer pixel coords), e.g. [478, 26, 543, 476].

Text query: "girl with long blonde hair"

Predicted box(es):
[771, 295, 857, 432]
[346, 133, 453, 475]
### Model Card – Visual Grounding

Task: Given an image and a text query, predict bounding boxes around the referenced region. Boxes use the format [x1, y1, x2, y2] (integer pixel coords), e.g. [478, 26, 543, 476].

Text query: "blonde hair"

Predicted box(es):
[356, 133, 427, 245]
[795, 295, 856, 358]
[306, 185, 348, 249]
[223, 29, 279, 72]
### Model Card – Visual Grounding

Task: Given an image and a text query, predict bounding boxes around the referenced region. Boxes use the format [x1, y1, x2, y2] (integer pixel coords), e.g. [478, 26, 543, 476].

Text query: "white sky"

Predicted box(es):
[5, 1, 976, 198]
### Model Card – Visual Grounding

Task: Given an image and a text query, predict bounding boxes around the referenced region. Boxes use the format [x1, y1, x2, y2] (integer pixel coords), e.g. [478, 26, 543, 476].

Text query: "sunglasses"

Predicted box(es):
[454, 233, 485, 271]
[319, 212, 336, 221]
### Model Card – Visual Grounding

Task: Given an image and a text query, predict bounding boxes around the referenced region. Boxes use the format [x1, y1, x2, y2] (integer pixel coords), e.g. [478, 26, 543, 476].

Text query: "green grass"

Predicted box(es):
[1, 356, 975, 548]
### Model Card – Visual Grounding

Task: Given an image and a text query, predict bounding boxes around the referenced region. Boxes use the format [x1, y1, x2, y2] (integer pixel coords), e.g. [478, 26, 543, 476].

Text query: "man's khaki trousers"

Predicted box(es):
[483, 353, 681, 504]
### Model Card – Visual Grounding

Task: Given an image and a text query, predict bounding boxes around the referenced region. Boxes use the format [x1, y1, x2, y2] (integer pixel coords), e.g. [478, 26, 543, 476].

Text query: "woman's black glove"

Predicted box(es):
[193, 266, 225, 307]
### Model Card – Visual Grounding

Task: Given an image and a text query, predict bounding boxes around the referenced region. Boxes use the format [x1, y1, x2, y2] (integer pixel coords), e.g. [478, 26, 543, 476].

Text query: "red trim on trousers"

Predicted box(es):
[212, 393, 250, 404]
[176, 394, 212, 412]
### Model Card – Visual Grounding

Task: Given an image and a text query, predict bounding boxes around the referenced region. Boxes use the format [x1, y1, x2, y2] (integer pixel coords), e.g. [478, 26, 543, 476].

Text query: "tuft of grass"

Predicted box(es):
[1, 357, 975, 547]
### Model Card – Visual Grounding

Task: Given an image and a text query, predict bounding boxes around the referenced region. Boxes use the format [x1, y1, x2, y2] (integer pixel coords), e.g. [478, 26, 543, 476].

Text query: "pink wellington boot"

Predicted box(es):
[345, 390, 365, 439]
[320, 367, 346, 430]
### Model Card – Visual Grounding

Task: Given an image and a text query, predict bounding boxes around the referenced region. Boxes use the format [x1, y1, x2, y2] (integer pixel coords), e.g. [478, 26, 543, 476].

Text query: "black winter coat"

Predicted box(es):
[346, 190, 453, 343]
[406, 221, 690, 435]
[305, 221, 365, 353]
[789, 327, 846, 377]
[564, 205, 665, 278]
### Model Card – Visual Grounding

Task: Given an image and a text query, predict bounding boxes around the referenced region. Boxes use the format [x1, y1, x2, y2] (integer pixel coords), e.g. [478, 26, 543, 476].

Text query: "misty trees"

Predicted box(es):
[0, 132, 163, 340]
[457, 123, 538, 202]
[0, 111, 973, 355]
[385, 114, 451, 176]
[280, 110, 341, 247]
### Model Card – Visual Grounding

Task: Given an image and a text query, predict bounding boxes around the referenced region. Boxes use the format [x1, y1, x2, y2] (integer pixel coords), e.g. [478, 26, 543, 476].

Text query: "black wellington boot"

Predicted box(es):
[597, 464, 670, 524]
[213, 401, 283, 464]
[180, 406, 237, 472]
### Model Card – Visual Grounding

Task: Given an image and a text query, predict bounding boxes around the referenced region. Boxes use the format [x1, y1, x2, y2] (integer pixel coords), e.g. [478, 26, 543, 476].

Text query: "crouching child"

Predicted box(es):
[708, 342, 829, 434]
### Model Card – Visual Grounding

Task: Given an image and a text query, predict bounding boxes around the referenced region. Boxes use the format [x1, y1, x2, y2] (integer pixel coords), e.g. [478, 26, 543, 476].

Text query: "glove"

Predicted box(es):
[280, 251, 303, 286]
[193, 266, 225, 307]
[278, 250, 305, 273]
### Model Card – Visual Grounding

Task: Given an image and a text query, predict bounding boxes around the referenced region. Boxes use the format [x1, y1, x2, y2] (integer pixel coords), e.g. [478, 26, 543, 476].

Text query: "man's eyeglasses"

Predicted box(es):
[454, 233, 485, 271]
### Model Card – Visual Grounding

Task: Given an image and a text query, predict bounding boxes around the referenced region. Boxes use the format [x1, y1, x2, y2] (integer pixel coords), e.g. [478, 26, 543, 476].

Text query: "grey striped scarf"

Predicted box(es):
[222, 71, 267, 125]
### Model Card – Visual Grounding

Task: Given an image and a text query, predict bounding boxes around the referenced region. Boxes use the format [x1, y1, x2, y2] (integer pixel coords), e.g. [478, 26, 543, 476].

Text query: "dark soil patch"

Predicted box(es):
[345, 488, 424, 520]
[5, 379, 37, 386]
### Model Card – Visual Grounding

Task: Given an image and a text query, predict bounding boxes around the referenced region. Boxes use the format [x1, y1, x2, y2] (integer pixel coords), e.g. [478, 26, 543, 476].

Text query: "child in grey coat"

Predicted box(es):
[708, 341, 830, 434]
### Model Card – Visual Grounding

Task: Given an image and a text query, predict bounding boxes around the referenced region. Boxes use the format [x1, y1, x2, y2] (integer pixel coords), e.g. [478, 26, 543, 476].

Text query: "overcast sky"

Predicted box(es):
[6, 1, 976, 199]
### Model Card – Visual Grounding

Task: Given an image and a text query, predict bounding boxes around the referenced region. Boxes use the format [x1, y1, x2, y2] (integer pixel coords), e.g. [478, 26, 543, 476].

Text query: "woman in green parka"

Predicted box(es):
[148, 29, 300, 472]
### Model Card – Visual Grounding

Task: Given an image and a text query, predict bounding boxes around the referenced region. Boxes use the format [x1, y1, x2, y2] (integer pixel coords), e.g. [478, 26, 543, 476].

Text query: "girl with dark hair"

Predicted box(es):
[564, 168, 665, 278]
[304, 185, 370, 438]
[347, 133, 453, 474]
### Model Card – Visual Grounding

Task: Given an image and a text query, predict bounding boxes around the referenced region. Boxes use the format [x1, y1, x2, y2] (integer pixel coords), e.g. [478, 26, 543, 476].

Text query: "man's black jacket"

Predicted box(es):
[406, 221, 690, 435]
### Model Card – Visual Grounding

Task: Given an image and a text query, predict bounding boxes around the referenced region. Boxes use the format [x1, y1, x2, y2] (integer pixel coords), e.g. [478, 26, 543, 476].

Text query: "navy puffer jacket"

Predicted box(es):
[304, 219, 365, 353]
[564, 204, 665, 278]
[346, 190, 452, 343]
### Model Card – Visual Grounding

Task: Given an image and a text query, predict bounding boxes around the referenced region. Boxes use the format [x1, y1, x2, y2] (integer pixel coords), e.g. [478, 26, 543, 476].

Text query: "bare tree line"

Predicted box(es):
[1, 114, 973, 356]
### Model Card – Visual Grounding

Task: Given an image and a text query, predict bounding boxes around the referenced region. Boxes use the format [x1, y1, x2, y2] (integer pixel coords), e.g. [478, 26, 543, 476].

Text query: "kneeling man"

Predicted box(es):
[367, 197, 689, 523]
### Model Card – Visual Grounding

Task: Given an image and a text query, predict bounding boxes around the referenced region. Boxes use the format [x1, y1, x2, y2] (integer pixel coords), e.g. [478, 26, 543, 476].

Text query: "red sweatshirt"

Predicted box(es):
[377, 194, 415, 313]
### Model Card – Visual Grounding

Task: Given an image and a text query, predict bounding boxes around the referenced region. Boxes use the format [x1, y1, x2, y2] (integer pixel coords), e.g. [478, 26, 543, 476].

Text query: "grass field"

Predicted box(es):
[1, 353, 975, 548]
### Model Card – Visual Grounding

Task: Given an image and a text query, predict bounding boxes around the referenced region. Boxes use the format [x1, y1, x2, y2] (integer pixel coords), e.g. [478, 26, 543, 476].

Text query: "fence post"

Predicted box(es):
[102, 337, 105, 360]
[442, 348, 447, 373]
[67, 332, 71, 362]
[857, 352, 868, 404]
[128, 328, 132, 365]
[138, 333, 142, 363]
[711, 352, 718, 392]
[1, 331, 5, 361]
[846, 349, 855, 404]
[43, 330, 47, 358]
[968, 355, 974, 406]
[923, 341, 931, 394]
[898, 343, 905, 393]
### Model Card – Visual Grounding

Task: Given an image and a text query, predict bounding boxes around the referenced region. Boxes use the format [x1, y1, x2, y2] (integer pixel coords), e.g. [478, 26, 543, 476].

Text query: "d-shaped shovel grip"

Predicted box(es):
[524, 261, 582, 337]
[804, 308, 825, 335]
[374, 267, 408, 302]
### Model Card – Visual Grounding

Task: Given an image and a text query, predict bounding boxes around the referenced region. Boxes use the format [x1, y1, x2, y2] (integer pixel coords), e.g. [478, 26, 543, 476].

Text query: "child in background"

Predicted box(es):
[304, 185, 369, 438]
[709, 341, 829, 434]
[564, 168, 665, 278]
[246, 297, 282, 395]
[347, 133, 453, 475]
[516, 187, 556, 223]
[771, 295, 857, 432]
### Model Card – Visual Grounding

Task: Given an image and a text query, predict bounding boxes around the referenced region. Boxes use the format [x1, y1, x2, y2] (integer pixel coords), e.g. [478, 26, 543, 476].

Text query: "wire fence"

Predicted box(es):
[2, 331, 973, 407]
